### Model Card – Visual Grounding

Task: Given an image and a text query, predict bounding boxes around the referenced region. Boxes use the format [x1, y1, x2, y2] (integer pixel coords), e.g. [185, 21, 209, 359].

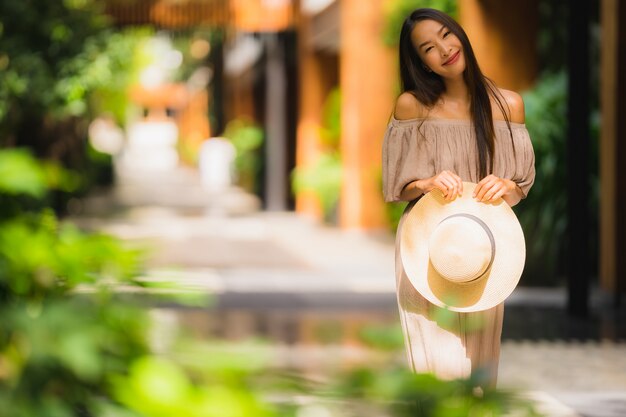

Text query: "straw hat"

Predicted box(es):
[400, 182, 525, 312]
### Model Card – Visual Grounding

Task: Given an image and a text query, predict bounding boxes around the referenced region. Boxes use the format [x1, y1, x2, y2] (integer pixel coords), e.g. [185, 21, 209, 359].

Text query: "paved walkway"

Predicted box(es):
[72, 166, 626, 417]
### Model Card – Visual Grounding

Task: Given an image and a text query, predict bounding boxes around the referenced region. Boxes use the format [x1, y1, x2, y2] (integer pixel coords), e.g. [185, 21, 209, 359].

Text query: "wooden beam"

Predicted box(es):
[616, 0, 626, 305]
[105, 0, 231, 28]
[600, 0, 617, 294]
[600, 0, 626, 304]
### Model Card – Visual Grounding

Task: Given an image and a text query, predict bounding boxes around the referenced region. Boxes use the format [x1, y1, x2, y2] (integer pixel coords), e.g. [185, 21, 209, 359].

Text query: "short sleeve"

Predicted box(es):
[381, 122, 435, 203]
[510, 127, 536, 199]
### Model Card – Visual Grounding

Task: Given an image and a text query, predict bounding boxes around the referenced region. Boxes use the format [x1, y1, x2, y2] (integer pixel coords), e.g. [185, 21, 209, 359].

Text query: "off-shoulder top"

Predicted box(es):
[381, 116, 536, 203]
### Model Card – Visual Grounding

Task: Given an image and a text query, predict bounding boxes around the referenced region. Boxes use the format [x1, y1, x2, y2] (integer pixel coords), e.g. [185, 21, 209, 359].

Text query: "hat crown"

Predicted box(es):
[428, 214, 494, 283]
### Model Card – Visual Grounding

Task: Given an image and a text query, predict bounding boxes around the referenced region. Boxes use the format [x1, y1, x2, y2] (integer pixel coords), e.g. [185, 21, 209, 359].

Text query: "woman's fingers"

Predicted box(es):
[447, 174, 463, 197]
[473, 175, 491, 198]
[432, 171, 464, 201]
[474, 176, 512, 203]
[482, 184, 500, 201]
[432, 173, 509, 203]
[452, 173, 463, 195]
[475, 177, 498, 202]
[490, 187, 507, 201]
[438, 179, 453, 200]
[435, 178, 454, 200]
[444, 171, 464, 200]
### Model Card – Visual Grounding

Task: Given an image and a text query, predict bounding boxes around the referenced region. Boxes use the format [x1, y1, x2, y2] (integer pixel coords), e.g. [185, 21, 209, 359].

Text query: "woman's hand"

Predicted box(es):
[473, 175, 516, 203]
[424, 170, 464, 201]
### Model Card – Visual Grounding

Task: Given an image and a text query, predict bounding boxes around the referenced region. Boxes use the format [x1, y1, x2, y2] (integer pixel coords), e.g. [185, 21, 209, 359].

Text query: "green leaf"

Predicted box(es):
[0, 149, 47, 197]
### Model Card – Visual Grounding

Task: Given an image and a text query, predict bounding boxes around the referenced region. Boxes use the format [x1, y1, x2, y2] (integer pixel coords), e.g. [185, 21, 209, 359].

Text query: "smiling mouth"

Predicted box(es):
[443, 51, 460, 65]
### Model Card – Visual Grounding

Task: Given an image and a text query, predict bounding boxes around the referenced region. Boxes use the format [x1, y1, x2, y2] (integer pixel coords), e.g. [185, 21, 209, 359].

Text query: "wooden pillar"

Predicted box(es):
[210, 31, 226, 135]
[263, 32, 289, 211]
[226, 69, 256, 123]
[339, 0, 395, 229]
[295, 11, 336, 220]
[458, 0, 538, 91]
[177, 89, 211, 162]
[600, 0, 626, 303]
[567, 0, 591, 317]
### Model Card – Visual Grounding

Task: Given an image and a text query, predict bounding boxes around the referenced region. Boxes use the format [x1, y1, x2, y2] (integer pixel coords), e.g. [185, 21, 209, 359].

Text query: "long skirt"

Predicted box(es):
[394, 200, 504, 387]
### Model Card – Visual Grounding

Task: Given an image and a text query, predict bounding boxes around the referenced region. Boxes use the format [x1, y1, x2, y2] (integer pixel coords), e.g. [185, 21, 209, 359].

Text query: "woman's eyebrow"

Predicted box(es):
[418, 25, 447, 49]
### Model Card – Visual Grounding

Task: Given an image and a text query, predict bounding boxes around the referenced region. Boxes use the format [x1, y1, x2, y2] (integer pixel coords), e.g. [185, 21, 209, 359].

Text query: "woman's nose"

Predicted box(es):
[436, 42, 450, 56]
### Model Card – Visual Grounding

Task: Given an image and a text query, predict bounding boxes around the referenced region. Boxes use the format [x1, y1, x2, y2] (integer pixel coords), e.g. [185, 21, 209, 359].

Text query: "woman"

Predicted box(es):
[382, 8, 535, 387]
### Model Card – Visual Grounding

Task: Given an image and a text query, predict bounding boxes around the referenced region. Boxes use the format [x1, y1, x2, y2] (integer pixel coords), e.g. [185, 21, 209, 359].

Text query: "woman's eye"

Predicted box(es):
[426, 46, 433, 52]
[443, 31, 451, 37]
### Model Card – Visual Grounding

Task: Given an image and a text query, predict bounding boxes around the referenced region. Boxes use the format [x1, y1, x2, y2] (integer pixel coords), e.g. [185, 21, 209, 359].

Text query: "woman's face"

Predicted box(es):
[410, 19, 465, 78]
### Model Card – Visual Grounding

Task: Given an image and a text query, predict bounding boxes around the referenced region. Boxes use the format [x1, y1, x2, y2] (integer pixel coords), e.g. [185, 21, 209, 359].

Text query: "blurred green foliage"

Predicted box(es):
[319, 88, 341, 149]
[382, 0, 458, 47]
[0, 148, 149, 417]
[517, 70, 599, 285]
[292, 152, 342, 223]
[0, 0, 148, 125]
[0, 0, 151, 210]
[222, 119, 265, 195]
[111, 356, 274, 417]
[0, 149, 50, 198]
[0, 0, 106, 123]
[327, 366, 543, 417]
[88, 28, 153, 125]
[516, 71, 567, 284]
[291, 87, 343, 224]
[0, 147, 285, 417]
[0, 148, 81, 221]
[537, 0, 569, 74]
[109, 338, 283, 417]
[358, 323, 406, 351]
[385, 200, 408, 233]
[164, 27, 227, 151]
[170, 28, 219, 82]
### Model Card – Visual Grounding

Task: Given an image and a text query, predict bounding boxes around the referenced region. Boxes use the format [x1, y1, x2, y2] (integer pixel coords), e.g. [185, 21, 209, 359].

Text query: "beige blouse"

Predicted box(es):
[382, 116, 536, 203]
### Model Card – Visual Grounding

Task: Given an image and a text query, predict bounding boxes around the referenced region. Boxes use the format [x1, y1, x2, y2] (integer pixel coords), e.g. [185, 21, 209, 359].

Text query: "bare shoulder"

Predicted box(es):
[393, 92, 428, 120]
[496, 87, 525, 123]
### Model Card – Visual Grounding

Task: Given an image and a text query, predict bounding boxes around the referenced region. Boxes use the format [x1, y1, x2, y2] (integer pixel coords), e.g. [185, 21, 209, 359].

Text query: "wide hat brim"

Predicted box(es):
[400, 181, 525, 312]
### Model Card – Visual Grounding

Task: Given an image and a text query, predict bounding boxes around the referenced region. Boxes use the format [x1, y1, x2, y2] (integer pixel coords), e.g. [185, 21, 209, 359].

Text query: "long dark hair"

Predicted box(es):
[398, 8, 513, 178]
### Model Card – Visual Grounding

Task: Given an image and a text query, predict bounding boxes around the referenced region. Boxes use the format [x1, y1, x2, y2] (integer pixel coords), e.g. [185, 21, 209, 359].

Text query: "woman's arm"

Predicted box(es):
[399, 179, 429, 201]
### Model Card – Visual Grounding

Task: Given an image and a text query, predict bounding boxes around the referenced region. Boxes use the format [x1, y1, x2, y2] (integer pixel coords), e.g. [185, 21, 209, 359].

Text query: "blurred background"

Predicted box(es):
[0, 0, 625, 416]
